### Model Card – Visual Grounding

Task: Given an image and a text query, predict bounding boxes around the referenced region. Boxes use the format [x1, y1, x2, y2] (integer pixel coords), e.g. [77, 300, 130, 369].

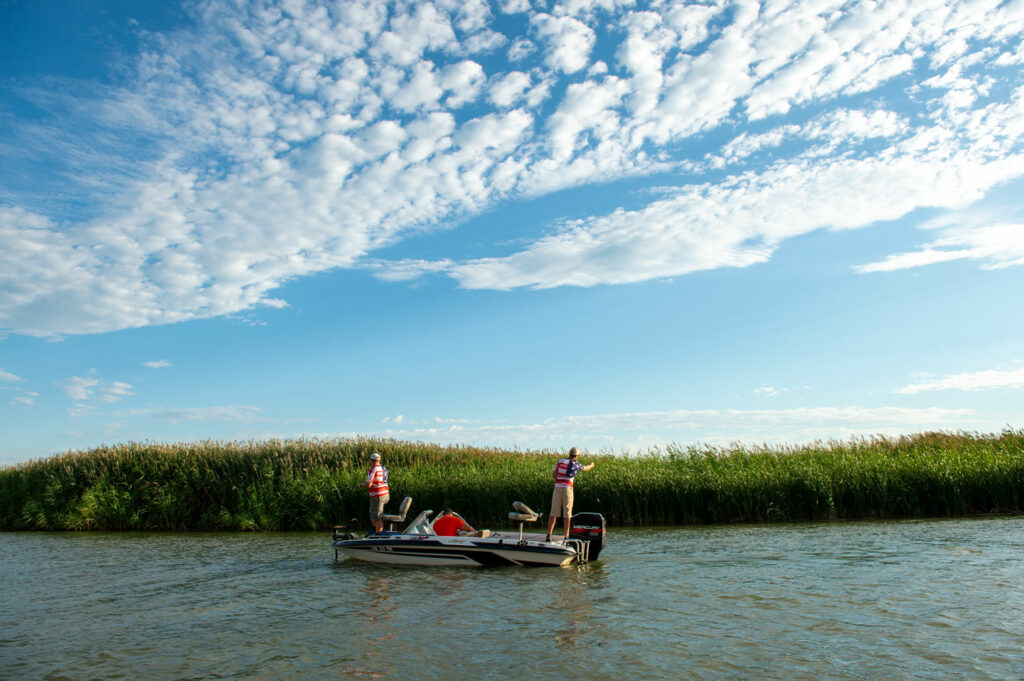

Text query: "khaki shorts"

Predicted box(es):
[550, 486, 574, 519]
[369, 493, 390, 521]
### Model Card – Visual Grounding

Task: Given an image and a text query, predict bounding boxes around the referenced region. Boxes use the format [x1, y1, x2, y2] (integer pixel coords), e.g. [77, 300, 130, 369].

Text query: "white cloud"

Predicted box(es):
[0, 368, 24, 382]
[144, 359, 172, 368]
[897, 368, 1024, 394]
[720, 109, 917, 165]
[806, 108, 909, 146]
[434, 415, 472, 424]
[546, 76, 629, 160]
[366, 405, 978, 451]
[99, 382, 135, 403]
[2, 0, 1024, 336]
[386, 62, 443, 113]
[488, 71, 532, 108]
[60, 374, 134, 406]
[439, 120, 1024, 289]
[61, 376, 100, 402]
[499, 0, 532, 14]
[369, 257, 455, 282]
[127, 405, 264, 423]
[441, 60, 486, 108]
[11, 394, 36, 406]
[532, 14, 595, 74]
[719, 125, 801, 163]
[507, 37, 536, 61]
[857, 223, 1024, 273]
[370, 4, 457, 66]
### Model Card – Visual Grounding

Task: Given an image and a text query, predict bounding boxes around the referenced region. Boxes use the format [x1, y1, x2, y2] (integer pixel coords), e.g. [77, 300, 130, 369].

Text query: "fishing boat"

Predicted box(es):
[332, 500, 606, 567]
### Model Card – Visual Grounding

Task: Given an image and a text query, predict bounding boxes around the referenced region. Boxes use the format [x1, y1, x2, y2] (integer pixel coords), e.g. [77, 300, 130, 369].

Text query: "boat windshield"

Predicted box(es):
[403, 510, 435, 535]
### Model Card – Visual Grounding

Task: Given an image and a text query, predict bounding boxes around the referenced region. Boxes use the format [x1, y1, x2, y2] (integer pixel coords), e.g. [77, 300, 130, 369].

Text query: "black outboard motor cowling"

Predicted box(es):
[569, 512, 606, 560]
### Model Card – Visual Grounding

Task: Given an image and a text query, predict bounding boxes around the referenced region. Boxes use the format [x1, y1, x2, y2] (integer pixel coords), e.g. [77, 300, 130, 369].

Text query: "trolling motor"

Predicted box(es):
[332, 518, 361, 542]
[332, 518, 361, 561]
[569, 512, 606, 561]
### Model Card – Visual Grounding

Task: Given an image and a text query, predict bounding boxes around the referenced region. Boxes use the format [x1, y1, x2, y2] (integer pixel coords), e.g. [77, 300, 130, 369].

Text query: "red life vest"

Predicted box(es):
[366, 463, 389, 497]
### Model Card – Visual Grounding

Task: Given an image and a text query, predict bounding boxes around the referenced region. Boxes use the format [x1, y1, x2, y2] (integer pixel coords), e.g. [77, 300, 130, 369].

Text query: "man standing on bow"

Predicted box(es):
[360, 452, 389, 534]
[546, 446, 595, 543]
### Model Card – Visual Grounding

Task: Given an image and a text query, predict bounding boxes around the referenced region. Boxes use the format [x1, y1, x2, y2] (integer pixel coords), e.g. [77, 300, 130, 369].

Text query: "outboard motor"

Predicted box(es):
[569, 512, 606, 560]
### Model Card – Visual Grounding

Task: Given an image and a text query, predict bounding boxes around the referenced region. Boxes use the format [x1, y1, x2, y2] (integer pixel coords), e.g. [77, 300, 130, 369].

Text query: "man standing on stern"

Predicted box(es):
[360, 452, 389, 535]
[546, 446, 595, 543]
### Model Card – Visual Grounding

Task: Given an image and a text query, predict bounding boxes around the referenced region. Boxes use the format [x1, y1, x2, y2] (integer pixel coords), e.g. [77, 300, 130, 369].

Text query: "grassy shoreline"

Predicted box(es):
[2, 430, 1022, 531]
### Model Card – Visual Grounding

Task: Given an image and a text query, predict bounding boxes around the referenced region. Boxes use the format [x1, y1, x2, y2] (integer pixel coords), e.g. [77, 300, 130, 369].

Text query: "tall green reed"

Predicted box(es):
[1, 431, 1022, 531]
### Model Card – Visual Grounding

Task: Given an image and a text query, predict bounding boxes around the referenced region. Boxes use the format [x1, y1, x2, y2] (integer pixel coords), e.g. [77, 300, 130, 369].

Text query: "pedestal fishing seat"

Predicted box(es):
[508, 501, 541, 541]
[382, 496, 412, 531]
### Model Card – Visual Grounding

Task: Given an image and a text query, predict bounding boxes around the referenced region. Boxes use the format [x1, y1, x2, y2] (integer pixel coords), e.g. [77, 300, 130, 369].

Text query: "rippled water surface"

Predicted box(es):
[3, 517, 1024, 680]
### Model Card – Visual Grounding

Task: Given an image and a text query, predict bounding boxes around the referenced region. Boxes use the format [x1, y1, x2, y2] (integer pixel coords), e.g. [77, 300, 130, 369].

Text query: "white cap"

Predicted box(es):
[370, 452, 381, 460]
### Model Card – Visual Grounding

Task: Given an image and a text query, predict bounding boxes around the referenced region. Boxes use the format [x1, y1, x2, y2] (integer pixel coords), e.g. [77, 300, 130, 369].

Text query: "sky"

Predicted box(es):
[1, 0, 1023, 465]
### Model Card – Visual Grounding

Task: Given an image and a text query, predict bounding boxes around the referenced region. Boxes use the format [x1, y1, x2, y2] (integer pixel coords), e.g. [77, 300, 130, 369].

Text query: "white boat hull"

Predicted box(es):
[335, 535, 579, 567]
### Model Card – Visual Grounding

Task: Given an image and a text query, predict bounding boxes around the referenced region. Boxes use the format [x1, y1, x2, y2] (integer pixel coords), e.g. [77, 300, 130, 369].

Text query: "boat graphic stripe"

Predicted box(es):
[335, 538, 576, 567]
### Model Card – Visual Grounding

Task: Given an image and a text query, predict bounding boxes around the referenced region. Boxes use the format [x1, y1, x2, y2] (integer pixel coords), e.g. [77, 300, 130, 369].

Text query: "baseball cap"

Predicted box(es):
[370, 452, 381, 460]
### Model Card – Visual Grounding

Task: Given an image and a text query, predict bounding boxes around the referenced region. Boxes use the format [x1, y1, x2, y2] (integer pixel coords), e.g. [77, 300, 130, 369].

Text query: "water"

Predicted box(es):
[3, 517, 1023, 680]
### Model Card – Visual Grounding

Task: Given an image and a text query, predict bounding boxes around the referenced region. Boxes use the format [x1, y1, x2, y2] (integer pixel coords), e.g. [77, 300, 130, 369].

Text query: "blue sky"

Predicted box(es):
[1, 0, 1023, 464]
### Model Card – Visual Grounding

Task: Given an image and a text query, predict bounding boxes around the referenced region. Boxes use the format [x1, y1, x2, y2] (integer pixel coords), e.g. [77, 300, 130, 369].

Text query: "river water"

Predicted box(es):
[2, 517, 1023, 680]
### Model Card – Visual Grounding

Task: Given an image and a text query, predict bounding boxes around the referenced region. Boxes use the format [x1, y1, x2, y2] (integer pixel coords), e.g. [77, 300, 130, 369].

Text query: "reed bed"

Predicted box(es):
[1, 431, 1022, 531]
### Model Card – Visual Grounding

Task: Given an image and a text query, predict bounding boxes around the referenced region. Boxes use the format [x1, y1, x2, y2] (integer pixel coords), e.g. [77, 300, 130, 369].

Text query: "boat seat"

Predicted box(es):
[509, 501, 541, 541]
[382, 496, 412, 530]
[513, 500, 535, 513]
[509, 501, 539, 522]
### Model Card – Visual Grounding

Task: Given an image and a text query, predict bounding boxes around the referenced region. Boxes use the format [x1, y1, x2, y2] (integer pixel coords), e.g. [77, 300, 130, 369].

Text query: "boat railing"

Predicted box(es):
[563, 538, 589, 564]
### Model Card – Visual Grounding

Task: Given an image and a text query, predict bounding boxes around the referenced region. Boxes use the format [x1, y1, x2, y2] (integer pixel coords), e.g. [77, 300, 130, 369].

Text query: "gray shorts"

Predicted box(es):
[369, 493, 390, 521]
[550, 486, 574, 519]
